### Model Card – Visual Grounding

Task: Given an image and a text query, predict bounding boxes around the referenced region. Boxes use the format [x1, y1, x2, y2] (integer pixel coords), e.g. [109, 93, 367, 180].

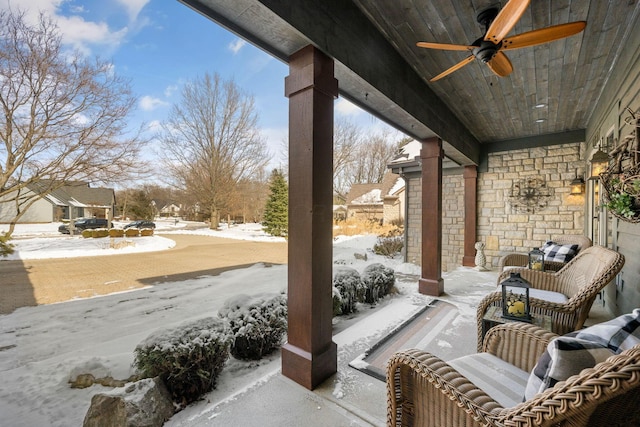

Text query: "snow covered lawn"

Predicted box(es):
[0, 221, 430, 426]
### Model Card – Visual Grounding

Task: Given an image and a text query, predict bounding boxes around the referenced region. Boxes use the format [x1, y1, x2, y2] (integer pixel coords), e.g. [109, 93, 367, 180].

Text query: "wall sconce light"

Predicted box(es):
[589, 148, 610, 180]
[569, 174, 585, 195]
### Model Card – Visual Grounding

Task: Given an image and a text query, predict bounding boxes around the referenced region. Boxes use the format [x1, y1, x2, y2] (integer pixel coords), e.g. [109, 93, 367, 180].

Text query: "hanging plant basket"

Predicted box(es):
[600, 162, 640, 223]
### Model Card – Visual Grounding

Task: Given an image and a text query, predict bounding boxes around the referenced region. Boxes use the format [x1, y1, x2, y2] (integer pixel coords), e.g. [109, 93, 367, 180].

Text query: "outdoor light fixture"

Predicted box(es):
[569, 174, 585, 195]
[528, 247, 545, 271]
[501, 272, 532, 321]
[589, 148, 610, 180]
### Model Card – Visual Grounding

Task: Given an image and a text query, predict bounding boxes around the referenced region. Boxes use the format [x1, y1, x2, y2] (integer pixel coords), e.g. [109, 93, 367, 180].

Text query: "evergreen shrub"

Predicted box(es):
[140, 228, 154, 236]
[361, 263, 395, 304]
[109, 228, 125, 238]
[81, 229, 93, 238]
[332, 267, 364, 315]
[219, 293, 287, 360]
[262, 169, 288, 238]
[92, 229, 109, 238]
[125, 228, 139, 237]
[133, 317, 230, 406]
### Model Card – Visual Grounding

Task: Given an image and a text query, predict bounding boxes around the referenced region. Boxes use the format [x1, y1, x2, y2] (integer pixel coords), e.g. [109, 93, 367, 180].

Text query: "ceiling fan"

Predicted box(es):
[416, 0, 586, 82]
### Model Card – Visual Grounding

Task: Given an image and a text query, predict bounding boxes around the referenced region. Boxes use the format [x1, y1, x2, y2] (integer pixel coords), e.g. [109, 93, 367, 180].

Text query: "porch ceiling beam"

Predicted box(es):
[178, 0, 481, 166]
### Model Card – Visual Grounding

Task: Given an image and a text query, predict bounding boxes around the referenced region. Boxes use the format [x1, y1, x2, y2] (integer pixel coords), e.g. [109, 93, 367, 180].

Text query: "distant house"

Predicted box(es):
[345, 172, 404, 224]
[152, 200, 182, 218]
[0, 181, 116, 223]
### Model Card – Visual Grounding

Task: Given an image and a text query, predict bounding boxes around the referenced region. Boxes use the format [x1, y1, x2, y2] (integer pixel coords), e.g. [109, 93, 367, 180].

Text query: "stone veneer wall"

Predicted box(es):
[404, 171, 464, 273]
[403, 141, 585, 272]
[478, 142, 586, 267]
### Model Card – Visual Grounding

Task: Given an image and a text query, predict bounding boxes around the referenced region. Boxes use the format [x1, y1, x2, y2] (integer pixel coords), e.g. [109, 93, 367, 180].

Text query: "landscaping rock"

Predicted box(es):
[83, 377, 174, 427]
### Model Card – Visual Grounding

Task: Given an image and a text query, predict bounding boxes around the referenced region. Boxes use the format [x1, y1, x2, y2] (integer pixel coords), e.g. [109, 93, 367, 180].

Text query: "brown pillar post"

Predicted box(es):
[419, 137, 444, 296]
[462, 165, 478, 267]
[281, 45, 338, 390]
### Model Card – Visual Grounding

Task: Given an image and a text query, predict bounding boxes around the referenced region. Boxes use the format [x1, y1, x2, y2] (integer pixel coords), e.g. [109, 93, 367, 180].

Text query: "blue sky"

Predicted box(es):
[2, 0, 393, 169]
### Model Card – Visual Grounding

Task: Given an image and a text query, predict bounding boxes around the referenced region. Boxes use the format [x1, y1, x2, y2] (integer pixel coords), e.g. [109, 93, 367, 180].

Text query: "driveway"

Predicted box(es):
[0, 234, 287, 314]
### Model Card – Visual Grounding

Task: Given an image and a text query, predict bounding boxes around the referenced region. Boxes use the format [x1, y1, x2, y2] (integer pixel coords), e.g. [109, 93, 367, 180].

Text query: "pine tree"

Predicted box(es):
[262, 169, 288, 238]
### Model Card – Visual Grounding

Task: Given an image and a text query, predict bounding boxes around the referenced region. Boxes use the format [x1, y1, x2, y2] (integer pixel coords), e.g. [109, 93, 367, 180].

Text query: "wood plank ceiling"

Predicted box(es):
[352, 0, 638, 143]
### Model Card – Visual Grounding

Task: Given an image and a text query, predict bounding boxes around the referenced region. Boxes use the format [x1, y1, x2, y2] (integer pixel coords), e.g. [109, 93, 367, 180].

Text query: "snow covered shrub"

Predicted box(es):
[361, 263, 395, 304]
[125, 228, 139, 237]
[91, 229, 109, 238]
[81, 229, 93, 238]
[332, 267, 364, 315]
[133, 317, 230, 406]
[372, 229, 404, 258]
[218, 293, 287, 360]
[140, 228, 154, 236]
[108, 228, 124, 238]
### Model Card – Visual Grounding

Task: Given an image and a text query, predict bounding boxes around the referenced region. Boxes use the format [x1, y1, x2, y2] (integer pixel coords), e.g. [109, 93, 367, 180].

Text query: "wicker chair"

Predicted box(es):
[499, 234, 592, 272]
[387, 322, 640, 427]
[477, 245, 624, 351]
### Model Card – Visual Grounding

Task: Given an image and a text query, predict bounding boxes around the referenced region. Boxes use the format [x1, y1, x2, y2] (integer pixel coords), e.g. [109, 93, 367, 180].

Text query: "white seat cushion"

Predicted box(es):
[448, 352, 529, 408]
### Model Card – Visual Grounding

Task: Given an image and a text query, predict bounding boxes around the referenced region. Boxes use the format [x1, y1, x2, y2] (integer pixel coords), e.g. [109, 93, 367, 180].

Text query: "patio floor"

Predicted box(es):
[166, 267, 611, 427]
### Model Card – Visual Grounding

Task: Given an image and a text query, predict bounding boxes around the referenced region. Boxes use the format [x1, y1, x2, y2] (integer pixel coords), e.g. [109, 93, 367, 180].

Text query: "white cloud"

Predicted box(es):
[164, 84, 178, 98]
[335, 98, 363, 116]
[139, 95, 168, 111]
[228, 38, 247, 54]
[114, 0, 150, 22]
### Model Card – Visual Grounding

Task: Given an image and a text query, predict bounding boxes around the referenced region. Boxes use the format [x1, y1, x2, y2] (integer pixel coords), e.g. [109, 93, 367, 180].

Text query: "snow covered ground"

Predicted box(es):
[0, 221, 488, 426]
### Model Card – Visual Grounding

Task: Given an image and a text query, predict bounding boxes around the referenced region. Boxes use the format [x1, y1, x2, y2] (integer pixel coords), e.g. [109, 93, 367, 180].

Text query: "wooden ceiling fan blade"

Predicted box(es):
[430, 55, 475, 82]
[501, 21, 587, 50]
[487, 51, 513, 77]
[416, 41, 474, 51]
[485, 0, 530, 43]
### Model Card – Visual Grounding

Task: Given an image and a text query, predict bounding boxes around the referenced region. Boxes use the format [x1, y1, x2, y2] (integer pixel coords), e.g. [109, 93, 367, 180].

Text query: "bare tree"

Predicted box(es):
[0, 10, 148, 237]
[158, 72, 269, 229]
[332, 118, 400, 200]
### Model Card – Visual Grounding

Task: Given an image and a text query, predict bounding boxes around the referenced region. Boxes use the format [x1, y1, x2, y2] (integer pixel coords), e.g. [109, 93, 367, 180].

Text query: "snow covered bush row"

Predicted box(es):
[218, 293, 287, 360]
[132, 293, 288, 407]
[133, 317, 231, 406]
[332, 263, 395, 315]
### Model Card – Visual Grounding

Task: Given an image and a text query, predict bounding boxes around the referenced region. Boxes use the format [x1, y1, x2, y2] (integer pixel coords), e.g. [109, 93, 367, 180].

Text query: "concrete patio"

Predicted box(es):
[167, 267, 611, 427]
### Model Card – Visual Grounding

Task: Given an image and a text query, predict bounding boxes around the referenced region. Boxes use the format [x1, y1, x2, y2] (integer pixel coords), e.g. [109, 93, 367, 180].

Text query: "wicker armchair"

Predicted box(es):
[477, 245, 624, 351]
[387, 322, 640, 427]
[499, 234, 592, 272]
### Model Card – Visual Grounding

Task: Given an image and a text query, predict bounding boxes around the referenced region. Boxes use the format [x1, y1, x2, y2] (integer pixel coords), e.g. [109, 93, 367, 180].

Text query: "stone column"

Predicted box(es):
[419, 137, 444, 296]
[281, 45, 338, 390]
[463, 165, 478, 266]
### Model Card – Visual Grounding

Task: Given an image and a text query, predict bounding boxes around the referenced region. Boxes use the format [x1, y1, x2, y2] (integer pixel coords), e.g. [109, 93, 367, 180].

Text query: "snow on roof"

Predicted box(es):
[389, 140, 421, 164]
[351, 188, 382, 205]
[388, 177, 404, 196]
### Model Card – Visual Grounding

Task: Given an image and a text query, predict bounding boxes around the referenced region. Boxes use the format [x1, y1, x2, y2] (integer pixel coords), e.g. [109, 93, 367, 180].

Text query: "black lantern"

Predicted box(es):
[501, 272, 531, 322]
[528, 247, 545, 271]
[589, 148, 610, 180]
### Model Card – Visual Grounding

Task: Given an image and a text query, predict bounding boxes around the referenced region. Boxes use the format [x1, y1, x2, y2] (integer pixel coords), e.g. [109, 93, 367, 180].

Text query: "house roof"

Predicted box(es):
[180, 0, 639, 167]
[29, 181, 115, 208]
[345, 172, 402, 205]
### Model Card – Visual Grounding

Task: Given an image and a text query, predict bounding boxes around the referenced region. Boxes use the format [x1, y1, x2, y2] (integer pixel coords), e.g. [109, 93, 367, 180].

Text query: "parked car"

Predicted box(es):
[58, 218, 111, 234]
[123, 220, 156, 230]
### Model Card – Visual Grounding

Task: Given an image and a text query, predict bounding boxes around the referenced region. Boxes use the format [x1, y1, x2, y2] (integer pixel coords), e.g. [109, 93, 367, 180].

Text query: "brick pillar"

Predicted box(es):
[281, 45, 338, 390]
[463, 165, 478, 266]
[419, 137, 444, 296]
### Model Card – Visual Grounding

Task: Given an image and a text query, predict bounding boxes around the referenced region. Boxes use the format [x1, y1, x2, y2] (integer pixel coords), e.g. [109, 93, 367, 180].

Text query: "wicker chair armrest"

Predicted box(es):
[387, 349, 503, 427]
[497, 268, 560, 293]
[496, 345, 640, 427]
[498, 253, 529, 271]
[482, 323, 557, 372]
[541, 260, 566, 272]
